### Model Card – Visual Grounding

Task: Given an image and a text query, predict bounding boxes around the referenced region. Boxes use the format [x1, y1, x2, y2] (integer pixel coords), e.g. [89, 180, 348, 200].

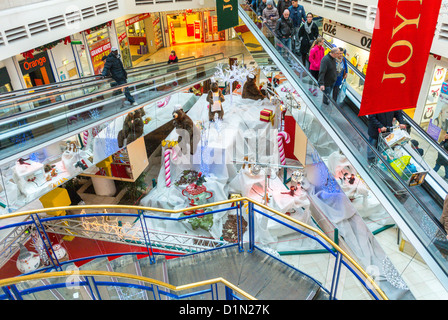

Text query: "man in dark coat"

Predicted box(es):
[277, 0, 292, 17]
[275, 9, 294, 55]
[367, 110, 406, 164]
[318, 47, 340, 105]
[434, 133, 448, 179]
[102, 47, 136, 105]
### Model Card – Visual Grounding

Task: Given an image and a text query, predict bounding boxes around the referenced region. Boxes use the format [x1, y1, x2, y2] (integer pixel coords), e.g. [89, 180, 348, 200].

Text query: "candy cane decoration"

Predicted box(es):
[278, 131, 290, 165]
[82, 130, 89, 147]
[157, 96, 171, 108]
[164, 148, 178, 187]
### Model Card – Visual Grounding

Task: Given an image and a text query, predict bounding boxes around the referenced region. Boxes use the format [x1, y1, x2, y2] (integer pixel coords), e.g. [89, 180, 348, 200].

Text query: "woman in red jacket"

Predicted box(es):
[308, 37, 324, 80]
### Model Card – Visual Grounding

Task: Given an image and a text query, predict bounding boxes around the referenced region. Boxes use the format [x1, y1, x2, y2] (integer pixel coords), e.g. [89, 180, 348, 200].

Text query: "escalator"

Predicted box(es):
[0, 55, 200, 100]
[237, 4, 448, 289]
[322, 39, 447, 212]
[0, 53, 224, 119]
[0, 56, 239, 164]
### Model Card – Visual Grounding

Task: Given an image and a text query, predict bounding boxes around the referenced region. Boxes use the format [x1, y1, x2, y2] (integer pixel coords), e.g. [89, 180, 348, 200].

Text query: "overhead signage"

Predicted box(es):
[322, 19, 373, 51]
[125, 13, 150, 27]
[359, 0, 443, 116]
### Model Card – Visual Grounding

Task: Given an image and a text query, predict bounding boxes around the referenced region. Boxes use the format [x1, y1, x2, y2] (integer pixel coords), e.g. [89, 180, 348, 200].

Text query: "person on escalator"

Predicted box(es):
[297, 13, 319, 67]
[366, 110, 406, 165]
[275, 9, 294, 55]
[308, 36, 324, 81]
[434, 133, 448, 180]
[261, 0, 279, 32]
[332, 47, 348, 104]
[101, 47, 137, 106]
[277, 0, 292, 17]
[257, 0, 268, 17]
[318, 46, 340, 105]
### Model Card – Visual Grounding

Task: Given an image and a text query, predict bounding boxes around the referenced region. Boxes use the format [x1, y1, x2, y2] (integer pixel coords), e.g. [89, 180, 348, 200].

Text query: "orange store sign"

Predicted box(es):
[23, 57, 47, 71]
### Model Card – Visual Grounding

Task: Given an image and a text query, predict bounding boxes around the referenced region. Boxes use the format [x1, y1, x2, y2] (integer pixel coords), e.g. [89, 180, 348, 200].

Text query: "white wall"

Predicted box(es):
[0, 0, 216, 61]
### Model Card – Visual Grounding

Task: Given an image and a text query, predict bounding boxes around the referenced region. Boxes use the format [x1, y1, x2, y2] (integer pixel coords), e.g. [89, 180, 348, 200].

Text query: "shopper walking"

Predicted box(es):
[366, 110, 406, 164]
[277, 0, 292, 17]
[308, 37, 325, 80]
[332, 47, 348, 103]
[297, 13, 319, 67]
[275, 9, 294, 55]
[262, 0, 279, 32]
[318, 47, 340, 105]
[102, 47, 137, 106]
[434, 133, 448, 179]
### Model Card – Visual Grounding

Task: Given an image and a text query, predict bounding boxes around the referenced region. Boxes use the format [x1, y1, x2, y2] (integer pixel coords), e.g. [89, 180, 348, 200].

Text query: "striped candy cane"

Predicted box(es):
[164, 148, 178, 187]
[82, 130, 89, 147]
[278, 131, 290, 165]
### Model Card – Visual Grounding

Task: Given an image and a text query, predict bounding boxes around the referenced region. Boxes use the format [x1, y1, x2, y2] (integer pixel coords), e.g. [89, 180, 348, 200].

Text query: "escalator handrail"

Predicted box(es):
[0, 53, 224, 106]
[0, 55, 199, 99]
[0, 56, 230, 128]
[322, 38, 448, 167]
[239, 5, 446, 235]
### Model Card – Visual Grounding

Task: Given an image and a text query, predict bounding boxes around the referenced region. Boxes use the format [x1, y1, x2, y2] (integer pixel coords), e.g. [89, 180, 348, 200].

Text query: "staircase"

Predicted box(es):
[60, 245, 329, 300]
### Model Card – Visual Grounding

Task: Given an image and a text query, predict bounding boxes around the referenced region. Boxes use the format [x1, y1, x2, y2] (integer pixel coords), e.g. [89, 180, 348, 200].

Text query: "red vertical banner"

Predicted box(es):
[359, 0, 442, 116]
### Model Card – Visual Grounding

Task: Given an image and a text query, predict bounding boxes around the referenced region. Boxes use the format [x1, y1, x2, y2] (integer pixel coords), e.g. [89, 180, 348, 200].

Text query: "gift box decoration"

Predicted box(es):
[260, 108, 275, 126]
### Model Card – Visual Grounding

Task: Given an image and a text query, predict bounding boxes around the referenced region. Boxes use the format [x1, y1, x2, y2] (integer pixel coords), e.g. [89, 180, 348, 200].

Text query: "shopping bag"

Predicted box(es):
[390, 155, 411, 176]
[337, 80, 347, 104]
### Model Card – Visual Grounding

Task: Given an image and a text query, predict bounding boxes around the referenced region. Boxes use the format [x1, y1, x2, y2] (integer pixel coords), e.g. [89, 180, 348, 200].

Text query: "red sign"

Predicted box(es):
[90, 42, 111, 75]
[118, 32, 127, 43]
[125, 13, 150, 27]
[358, 0, 442, 116]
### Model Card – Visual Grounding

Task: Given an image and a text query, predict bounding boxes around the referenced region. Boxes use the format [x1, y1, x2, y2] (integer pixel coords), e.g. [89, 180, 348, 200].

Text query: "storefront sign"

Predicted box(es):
[216, 0, 238, 31]
[359, 0, 442, 116]
[322, 19, 372, 51]
[125, 13, 150, 27]
[90, 42, 111, 75]
[19, 52, 51, 74]
[118, 32, 127, 43]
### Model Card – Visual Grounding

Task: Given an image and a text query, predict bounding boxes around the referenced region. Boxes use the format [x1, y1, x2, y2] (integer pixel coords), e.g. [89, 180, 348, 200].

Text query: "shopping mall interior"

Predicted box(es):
[1, 0, 448, 304]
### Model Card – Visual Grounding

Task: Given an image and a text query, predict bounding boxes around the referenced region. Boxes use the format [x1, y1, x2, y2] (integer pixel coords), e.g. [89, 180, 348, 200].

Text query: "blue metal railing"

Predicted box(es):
[0, 199, 386, 300]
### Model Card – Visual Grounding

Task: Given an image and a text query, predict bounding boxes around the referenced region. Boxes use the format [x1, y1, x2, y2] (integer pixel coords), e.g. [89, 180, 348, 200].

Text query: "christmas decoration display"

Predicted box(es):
[117, 108, 146, 148]
[16, 244, 41, 274]
[277, 131, 290, 165]
[157, 96, 171, 108]
[213, 62, 255, 104]
[164, 148, 178, 187]
[206, 80, 225, 121]
[260, 108, 275, 125]
[84, 21, 112, 35]
[242, 74, 266, 100]
[172, 108, 201, 155]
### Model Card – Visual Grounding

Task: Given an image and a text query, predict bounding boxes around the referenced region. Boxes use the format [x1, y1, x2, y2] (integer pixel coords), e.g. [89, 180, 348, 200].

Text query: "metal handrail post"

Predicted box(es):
[248, 202, 255, 253]
[2, 286, 15, 300]
[31, 214, 62, 271]
[138, 210, 155, 264]
[225, 286, 234, 300]
[237, 200, 244, 252]
[330, 252, 343, 300]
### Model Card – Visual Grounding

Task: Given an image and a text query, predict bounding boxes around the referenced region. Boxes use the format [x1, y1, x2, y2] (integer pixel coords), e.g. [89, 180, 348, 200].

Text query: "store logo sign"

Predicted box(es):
[23, 57, 47, 71]
[90, 42, 111, 57]
[125, 13, 150, 27]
